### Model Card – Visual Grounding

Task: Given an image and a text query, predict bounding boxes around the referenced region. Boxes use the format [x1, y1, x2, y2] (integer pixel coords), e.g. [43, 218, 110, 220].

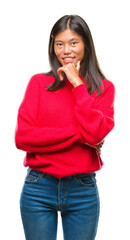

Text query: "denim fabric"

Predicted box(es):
[20, 168, 100, 240]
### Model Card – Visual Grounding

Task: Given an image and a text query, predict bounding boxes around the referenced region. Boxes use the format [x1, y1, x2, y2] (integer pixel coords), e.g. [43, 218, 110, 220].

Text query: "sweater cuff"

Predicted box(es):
[72, 83, 94, 103]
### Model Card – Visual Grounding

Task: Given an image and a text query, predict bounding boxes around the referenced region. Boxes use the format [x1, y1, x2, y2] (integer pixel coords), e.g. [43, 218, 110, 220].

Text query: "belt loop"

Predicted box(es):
[27, 167, 32, 175]
[74, 174, 80, 180]
[40, 172, 45, 178]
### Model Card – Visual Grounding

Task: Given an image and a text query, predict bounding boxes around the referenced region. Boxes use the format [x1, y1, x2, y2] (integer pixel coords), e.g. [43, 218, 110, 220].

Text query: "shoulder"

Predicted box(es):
[28, 73, 55, 86]
[102, 79, 115, 92]
[23, 73, 55, 96]
[25, 73, 55, 92]
[92, 79, 115, 99]
[99, 79, 115, 103]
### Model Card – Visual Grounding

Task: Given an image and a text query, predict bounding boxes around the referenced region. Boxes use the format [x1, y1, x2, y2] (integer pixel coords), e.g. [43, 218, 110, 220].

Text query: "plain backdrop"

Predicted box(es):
[0, 0, 130, 239]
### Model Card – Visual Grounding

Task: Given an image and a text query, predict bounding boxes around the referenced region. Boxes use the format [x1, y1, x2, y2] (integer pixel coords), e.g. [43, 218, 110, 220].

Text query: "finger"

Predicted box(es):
[100, 141, 104, 147]
[57, 68, 64, 81]
[76, 61, 80, 71]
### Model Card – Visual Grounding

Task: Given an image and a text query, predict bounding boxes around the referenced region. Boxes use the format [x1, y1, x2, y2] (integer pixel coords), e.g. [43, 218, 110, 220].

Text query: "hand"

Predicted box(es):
[57, 61, 83, 87]
[94, 141, 104, 153]
[85, 140, 105, 154]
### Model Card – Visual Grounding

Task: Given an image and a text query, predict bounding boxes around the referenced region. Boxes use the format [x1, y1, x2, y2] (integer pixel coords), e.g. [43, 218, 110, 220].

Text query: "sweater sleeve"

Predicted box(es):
[72, 81, 115, 146]
[15, 75, 81, 152]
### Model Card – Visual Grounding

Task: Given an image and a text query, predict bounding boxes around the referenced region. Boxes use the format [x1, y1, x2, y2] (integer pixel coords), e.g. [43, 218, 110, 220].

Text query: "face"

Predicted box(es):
[54, 28, 85, 66]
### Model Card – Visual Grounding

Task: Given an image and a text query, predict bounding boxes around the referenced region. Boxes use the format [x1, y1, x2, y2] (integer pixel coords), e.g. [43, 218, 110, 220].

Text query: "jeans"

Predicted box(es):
[20, 168, 100, 240]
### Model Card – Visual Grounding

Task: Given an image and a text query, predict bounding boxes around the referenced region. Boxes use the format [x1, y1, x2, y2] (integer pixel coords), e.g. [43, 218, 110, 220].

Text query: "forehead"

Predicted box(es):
[55, 28, 82, 42]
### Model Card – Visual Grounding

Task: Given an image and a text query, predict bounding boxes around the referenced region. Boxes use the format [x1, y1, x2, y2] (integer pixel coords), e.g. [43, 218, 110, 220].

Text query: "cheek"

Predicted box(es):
[76, 47, 85, 60]
[55, 53, 62, 63]
[54, 47, 61, 58]
[54, 49, 63, 65]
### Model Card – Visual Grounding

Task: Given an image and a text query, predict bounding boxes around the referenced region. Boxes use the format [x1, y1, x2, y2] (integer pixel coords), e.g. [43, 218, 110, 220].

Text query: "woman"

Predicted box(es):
[15, 15, 115, 240]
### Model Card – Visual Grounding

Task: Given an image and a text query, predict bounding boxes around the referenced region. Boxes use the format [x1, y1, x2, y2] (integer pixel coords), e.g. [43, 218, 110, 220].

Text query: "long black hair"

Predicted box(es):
[46, 15, 106, 95]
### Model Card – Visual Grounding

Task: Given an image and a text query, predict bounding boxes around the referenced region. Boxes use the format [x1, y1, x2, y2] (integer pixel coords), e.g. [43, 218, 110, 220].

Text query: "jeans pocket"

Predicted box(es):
[78, 173, 96, 187]
[25, 170, 41, 184]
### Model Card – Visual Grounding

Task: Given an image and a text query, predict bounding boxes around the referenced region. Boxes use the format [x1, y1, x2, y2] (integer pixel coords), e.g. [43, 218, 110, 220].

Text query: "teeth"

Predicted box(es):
[64, 58, 74, 61]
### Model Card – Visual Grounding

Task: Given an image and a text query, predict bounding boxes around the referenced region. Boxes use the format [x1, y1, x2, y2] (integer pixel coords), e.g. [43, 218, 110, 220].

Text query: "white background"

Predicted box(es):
[0, 0, 130, 239]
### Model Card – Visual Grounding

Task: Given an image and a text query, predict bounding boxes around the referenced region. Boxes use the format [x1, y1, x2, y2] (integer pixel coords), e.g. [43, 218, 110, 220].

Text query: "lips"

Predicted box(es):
[62, 57, 75, 63]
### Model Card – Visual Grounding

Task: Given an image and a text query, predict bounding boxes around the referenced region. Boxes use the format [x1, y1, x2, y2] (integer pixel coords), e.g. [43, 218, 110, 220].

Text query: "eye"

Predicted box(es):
[71, 42, 78, 46]
[56, 43, 63, 47]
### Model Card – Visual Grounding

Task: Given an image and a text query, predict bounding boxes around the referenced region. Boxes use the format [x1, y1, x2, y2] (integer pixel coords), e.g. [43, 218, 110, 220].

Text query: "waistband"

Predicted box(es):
[27, 168, 96, 180]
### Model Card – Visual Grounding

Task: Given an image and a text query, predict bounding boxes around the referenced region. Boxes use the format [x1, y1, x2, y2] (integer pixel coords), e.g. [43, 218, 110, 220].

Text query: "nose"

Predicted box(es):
[64, 44, 71, 54]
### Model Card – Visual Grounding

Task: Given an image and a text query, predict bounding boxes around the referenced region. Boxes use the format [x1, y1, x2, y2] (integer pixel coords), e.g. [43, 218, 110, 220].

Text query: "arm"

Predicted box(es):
[72, 82, 115, 146]
[15, 75, 81, 152]
[57, 62, 115, 148]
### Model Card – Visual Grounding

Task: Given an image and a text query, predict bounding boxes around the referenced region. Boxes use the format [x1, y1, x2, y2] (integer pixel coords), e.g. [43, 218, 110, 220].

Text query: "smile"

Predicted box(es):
[63, 57, 75, 63]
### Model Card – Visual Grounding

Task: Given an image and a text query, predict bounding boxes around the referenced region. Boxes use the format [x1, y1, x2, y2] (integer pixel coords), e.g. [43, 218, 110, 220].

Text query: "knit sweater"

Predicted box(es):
[15, 74, 115, 179]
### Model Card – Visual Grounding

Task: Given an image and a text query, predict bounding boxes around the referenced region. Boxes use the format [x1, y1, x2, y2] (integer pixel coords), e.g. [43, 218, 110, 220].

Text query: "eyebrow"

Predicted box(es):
[54, 38, 79, 43]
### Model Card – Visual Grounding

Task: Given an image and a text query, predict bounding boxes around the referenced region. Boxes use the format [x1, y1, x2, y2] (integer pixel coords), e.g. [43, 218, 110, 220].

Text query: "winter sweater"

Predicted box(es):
[15, 74, 115, 179]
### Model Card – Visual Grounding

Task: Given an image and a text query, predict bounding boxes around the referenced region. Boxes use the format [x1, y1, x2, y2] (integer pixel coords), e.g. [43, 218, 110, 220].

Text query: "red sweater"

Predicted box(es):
[15, 74, 115, 179]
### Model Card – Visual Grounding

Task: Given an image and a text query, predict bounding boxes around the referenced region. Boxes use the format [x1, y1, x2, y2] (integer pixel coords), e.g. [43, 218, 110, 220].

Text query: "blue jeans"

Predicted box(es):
[20, 168, 100, 240]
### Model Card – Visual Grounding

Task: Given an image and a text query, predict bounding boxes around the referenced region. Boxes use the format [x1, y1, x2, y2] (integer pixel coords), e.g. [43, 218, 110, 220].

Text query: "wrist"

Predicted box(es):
[73, 78, 83, 88]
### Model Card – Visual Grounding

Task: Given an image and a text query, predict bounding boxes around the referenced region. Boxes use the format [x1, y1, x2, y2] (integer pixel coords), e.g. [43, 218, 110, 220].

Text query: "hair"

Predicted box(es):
[46, 15, 106, 95]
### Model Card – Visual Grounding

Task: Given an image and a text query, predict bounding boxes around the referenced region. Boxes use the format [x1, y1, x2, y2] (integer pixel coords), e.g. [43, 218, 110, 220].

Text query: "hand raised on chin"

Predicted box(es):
[57, 61, 83, 88]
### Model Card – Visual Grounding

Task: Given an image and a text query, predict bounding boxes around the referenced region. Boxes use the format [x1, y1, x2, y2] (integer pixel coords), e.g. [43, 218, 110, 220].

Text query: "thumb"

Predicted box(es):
[57, 68, 64, 81]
